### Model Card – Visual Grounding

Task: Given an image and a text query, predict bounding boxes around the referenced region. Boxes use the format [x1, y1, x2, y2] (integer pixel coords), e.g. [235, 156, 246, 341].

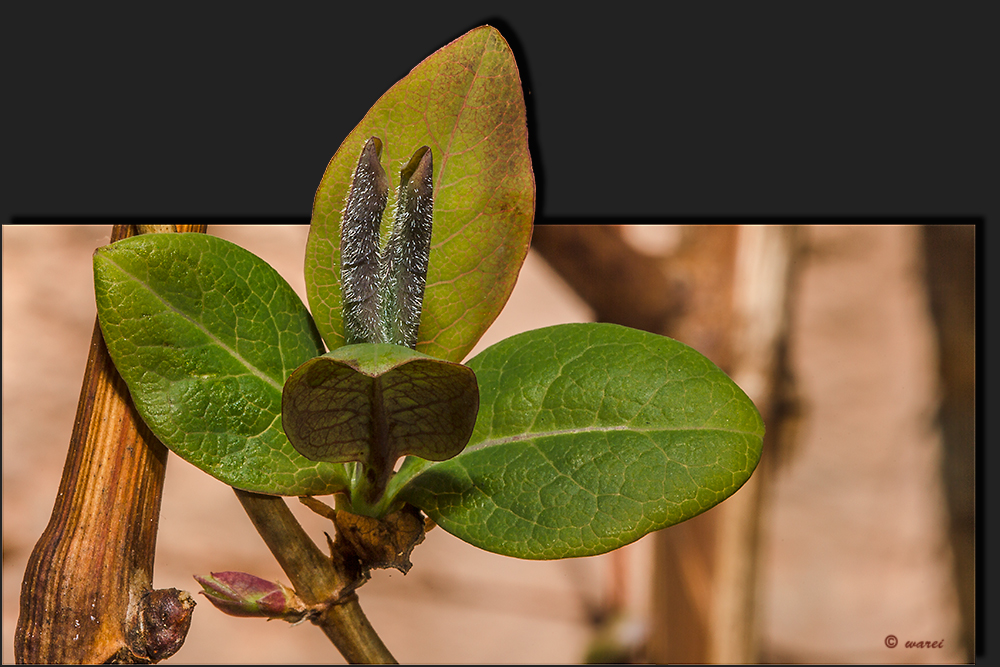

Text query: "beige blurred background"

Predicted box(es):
[3, 224, 971, 663]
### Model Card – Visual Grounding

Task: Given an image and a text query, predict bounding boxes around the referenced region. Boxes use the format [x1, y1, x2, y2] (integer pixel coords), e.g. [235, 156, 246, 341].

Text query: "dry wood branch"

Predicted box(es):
[709, 225, 800, 663]
[920, 224, 976, 661]
[15, 224, 206, 664]
[530, 225, 685, 332]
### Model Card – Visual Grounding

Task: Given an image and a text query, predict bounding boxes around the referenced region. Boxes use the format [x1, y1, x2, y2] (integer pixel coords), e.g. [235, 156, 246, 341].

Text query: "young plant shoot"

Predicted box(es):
[284, 140, 476, 514]
[89, 25, 763, 662]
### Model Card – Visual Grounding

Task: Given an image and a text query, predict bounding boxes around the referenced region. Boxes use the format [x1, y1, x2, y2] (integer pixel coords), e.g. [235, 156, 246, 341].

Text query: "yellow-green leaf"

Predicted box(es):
[306, 25, 534, 362]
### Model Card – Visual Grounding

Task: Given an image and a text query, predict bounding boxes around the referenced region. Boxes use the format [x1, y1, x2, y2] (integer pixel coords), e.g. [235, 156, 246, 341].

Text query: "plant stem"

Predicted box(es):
[233, 489, 397, 664]
[15, 224, 205, 664]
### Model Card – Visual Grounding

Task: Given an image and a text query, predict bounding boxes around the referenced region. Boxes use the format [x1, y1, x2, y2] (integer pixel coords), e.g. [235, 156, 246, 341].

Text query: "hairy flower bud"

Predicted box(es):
[193, 572, 308, 623]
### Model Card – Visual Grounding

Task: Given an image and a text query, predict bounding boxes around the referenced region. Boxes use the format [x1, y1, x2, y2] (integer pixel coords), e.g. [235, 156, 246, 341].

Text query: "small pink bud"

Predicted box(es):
[194, 571, 308, 622]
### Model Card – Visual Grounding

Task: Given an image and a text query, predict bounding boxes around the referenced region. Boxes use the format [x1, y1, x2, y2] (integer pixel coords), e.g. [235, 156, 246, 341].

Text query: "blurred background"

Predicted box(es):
[3, 223, 975, 663]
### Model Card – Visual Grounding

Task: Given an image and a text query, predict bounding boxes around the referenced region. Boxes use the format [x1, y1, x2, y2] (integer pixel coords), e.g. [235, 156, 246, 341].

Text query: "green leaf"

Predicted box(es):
[282, 344, 479, 509]
[93, 233, 349, 496]
[306, 25, 535, 362]
[397, 323, 765, 559]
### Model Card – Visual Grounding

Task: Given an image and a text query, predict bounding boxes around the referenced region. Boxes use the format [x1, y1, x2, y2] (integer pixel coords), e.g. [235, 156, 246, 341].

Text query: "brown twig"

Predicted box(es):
[530, 225, 686, 332]
[234, 490, 398, 664]
[708, 225, 800, 662]
[15, 224, 206, 664]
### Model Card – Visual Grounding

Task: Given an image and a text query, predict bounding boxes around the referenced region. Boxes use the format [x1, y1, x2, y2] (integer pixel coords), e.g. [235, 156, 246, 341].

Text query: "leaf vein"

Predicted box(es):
[105, 255, 283, 393]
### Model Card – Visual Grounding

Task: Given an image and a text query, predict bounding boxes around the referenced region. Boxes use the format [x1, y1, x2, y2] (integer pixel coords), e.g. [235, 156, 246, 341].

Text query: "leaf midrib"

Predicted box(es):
[104, 254, 283, 393]
[463, 423, 761, 454]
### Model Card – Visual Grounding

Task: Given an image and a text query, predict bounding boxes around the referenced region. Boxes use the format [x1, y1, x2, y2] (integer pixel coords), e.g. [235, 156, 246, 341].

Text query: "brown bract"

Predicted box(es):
[332, 504, 427, 576]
